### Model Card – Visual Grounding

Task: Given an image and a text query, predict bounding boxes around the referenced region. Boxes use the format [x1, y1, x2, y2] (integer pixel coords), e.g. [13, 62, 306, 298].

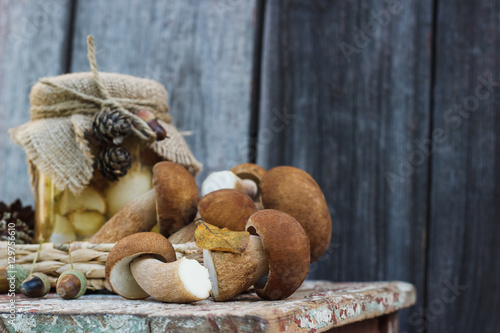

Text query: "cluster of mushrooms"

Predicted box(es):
[94, 162, 332, 303]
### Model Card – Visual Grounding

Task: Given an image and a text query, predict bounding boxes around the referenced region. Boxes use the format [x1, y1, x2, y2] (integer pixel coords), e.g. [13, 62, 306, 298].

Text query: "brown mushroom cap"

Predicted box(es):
[260, 166, 332, 262]
[105, 232, 176, 299]
[198, 189, 257, 231]
[153, 162, 199, 237]
[246, 209, 310, 300]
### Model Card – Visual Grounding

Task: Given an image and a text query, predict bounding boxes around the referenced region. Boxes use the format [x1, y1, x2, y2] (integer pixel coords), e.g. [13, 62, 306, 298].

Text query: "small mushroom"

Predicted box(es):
[201, 171, 258, 200]
[230, 163, 266, 201]
[260, 166, 332, 262]
[90, 162, 199, 243]
[105, 232, 211, 302]
[203, 209, 310, 301]
[169, 189, 257, 243]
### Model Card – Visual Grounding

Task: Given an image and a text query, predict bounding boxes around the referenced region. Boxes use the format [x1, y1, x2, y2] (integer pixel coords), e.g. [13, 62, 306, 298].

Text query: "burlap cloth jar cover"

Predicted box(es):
[9, 69, 202, 195]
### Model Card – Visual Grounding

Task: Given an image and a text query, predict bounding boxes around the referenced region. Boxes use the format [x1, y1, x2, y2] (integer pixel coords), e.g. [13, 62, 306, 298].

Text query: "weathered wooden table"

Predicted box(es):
[0, 281, 415, 332]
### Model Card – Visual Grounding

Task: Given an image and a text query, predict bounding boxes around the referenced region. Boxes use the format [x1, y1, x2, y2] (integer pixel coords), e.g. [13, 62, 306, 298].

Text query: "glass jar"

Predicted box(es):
[12, 72, 202, 244]
[34, 140, 159, 243]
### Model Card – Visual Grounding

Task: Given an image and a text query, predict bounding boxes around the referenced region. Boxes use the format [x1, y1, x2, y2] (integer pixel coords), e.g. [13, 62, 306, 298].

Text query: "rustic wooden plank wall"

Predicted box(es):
[0, 0, 499, 332]
[0, 0, 73, 203]
[256, 1, 432, 332]
[427, 0, 500, 332]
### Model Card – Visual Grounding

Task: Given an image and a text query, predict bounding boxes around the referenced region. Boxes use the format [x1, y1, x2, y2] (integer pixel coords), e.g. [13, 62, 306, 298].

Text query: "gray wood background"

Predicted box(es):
[0, 0, 498, 332]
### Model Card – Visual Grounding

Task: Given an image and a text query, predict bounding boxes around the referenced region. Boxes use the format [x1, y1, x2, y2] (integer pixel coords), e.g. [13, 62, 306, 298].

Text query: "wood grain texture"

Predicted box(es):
[325, 313, 398, 333]
[0, 281, 416, 333]
[256, 1, 433, 332]
[69, 0, 257, 184]
[427, 0, 500, 332]
[0, 0, 72, 204]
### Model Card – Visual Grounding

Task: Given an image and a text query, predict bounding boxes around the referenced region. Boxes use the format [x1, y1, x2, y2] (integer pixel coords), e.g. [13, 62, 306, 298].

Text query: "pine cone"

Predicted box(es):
[96, 146, 132, 181]
[93, 108, 131, 144]
[0, 199, 35, 244]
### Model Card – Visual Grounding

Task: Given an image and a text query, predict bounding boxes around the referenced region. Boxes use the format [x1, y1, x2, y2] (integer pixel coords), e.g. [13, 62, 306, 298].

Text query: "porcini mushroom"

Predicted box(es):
[203, 209, 310, 301]
[230, 163, 266, 201]
[153, 162, 199, 237]
[169, 189, 257, 243]
[201, 171, 258, 200]
[260, 166, 332, 262]
[90, 161, 199, 243]
[198, 189, 256, 231]
[105, 232, 211, 302]
[203, 235, 268, 301]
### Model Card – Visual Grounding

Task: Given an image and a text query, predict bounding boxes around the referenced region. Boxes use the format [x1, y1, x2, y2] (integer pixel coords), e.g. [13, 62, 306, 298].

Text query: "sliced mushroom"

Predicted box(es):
[260, 166, 332, 262]
[105, 232, 211, 302]
[204, 209, 310, 301]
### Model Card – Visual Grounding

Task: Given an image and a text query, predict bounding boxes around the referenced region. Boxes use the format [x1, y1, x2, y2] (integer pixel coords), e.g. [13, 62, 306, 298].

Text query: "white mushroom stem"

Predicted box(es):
[203, 235, 269, 301]
[129, 255, 211, 303]
[201, 171, 258, 199]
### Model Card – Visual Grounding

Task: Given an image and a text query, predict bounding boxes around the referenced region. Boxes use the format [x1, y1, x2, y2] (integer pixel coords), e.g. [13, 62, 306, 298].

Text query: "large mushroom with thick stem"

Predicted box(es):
[260, 166, 332, 262]
[203, 209, 310, 301]
[105, 232, 211, 303]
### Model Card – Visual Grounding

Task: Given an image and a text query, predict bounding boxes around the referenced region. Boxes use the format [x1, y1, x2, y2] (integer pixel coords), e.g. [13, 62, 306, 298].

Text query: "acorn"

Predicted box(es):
[20, 239, 51, 298]
[56, 270, 87, 299]
[56, 242, 87, 299]
[20, 272, 50, 298]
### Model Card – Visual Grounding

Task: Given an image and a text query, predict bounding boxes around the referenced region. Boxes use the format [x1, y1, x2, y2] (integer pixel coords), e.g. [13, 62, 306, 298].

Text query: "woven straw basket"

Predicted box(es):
[0, 241, 202, 292]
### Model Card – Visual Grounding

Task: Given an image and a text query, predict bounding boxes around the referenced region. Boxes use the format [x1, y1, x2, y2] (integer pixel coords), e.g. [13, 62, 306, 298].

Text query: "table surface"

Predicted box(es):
[0, 280, 416, 333]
